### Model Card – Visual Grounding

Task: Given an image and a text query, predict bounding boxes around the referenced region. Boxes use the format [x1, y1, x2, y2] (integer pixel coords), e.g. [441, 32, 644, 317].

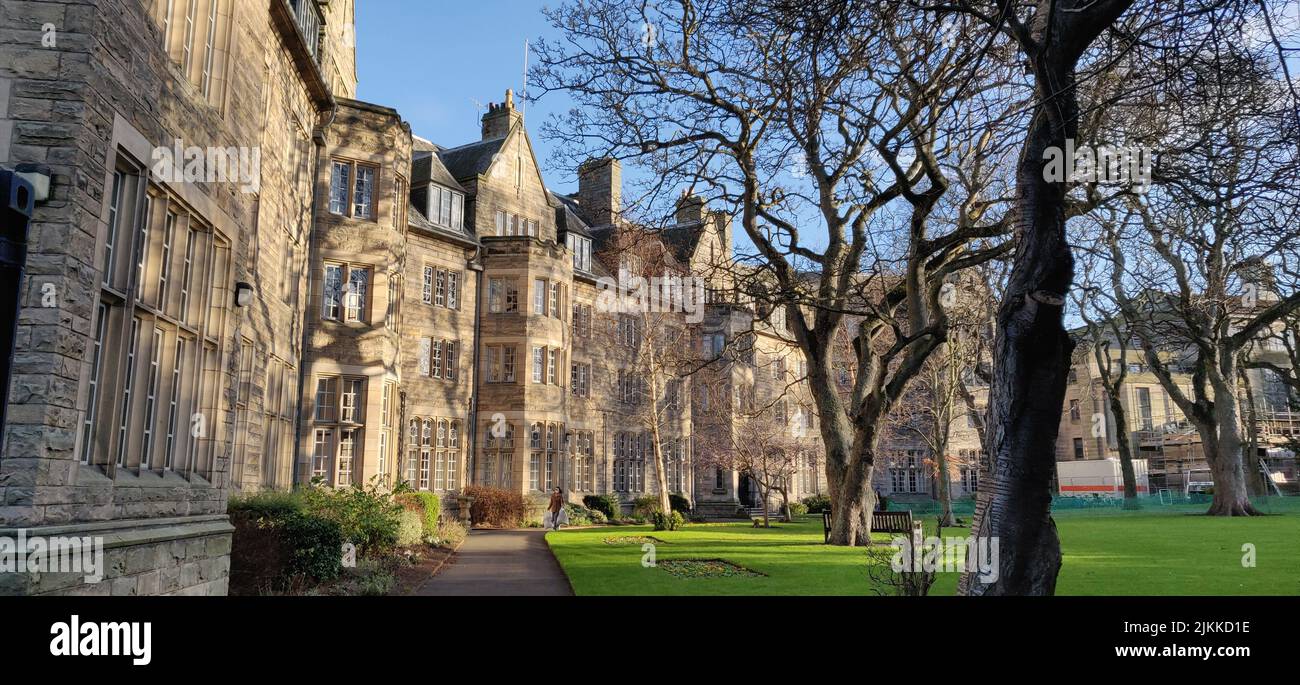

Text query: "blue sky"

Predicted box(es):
[355, 2, 577, 192]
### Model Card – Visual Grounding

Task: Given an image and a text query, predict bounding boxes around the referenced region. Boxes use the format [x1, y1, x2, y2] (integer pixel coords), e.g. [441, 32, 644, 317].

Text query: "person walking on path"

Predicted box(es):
[546, 487, 568, 530]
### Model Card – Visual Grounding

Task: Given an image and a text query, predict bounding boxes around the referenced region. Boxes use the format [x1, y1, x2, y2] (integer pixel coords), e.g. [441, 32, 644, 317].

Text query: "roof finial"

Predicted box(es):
[505, 89, 514, 108]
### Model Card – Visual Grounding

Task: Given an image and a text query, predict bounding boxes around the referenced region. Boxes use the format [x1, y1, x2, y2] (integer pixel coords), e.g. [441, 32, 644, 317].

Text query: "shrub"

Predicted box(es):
[396, 491, 441, 537]
[278, 512, 344, 583]
[583, 494, 622, 520]
[228, 490, 303, 518]
[802, 494, 832, 514]
[632, 495, 661, 519]
[229, 506, 342, 594]
[652, 510, 686, 531]
[300, 482, 403, 557]
[669, 494, 692, 514]
[564, 503, 593, 526]
[434, 518, 468, 548]
[464, 485, 528, 528]
[396, 509, 424, 546]
[788, 502, 809, 516]
[353, 559, 396, 597]
[588, 509, 608, 524]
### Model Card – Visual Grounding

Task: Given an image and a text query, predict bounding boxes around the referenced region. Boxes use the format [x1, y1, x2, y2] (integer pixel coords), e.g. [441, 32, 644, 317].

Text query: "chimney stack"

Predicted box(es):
[481, 89, 523, 140]
[577, 158, 621, 227]
[675, 192, 707, 225]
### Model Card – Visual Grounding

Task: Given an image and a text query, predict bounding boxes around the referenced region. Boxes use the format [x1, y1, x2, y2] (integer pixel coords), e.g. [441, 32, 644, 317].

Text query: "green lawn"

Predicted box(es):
[545, 498, 1300, 595]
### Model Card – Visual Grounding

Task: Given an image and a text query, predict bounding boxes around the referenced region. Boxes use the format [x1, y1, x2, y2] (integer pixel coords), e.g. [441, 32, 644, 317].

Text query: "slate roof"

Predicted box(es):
[657, 221, 706, 263]
[436, 137, 508, 182]
[407, 201, 479, 246]
[412, 135, 439, 153]
[550, 192, 594, 239]
[411, 152, 465, 193]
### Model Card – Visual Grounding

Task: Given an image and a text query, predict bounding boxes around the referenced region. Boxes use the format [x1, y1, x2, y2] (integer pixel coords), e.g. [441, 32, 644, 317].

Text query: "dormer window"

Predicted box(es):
[427, 184, 464, 230]
[568, 234, 593, 272]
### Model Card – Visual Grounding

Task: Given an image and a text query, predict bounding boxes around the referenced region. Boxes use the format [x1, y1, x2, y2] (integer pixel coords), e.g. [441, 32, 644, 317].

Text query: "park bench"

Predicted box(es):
[821, 508, 913, 543]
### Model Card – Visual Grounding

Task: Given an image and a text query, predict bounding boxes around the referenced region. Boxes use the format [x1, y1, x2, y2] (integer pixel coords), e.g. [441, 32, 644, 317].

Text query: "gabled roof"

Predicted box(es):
[411, 151, 465, 193]
[436, 137, 508, 182]
[658, 221, 707, 263]
[551, 192, 594, 239]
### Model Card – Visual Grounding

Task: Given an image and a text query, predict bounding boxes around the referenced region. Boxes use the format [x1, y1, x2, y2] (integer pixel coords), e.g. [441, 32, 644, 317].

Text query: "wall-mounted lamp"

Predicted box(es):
[13, 164, 51, 203]
[234, 281, 254, 308]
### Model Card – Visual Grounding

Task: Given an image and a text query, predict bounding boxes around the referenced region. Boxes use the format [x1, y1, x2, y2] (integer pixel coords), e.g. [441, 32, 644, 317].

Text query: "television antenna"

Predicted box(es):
[521, 39, 530, 119]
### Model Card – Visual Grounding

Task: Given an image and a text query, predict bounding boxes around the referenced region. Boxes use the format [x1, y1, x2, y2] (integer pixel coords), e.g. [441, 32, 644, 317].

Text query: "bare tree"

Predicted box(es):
[535, 0, 1014, 545]
[890, 281, 988, 526]
[601, 227, 698, 514]
[1073, 245, 1142, 508]
[1097, 24, 1300, 516]
[694, 391, 805, 527]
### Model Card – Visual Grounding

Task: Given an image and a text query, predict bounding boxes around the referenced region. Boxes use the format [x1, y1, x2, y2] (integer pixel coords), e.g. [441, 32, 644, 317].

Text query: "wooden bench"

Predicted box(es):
[821, 508, 913, 543]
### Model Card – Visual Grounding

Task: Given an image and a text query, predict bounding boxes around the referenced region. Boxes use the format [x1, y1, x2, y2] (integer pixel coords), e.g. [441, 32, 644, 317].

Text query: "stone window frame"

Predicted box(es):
[393, 175, 409, 230]
[427, 267, 460, 310]
[328, 158, 381, 220]
[570, 361, 591, 397]
[320, 260, 373, 324]
[532, 345, 545, 384]
[613, 432, 646, 493]
[572, 302, 592, 337]
[548, 281, 563, 319]
[310, 373, 367, 487]
[572, 430, 595, 492]
[494, 210, 537, 237]
[151, 0, 233, 108]
[484, 344, 517, 384]
[428, 184, 464, 230]
[533, 278, 547, 315]
[260, 356, 295, 489]
[376, 382, 396, 487]
[482, 421, 516, 488]
[78, 119, 236, 484]
[568, 233, 593, 272]
[529, 422, 543, 491]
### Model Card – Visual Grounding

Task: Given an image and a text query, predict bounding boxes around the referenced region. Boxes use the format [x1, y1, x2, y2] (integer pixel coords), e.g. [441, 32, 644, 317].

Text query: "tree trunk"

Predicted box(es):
[1239, 367, 1267, 497]
[778, 486, 792, 522]
[826, 454, 875, 546]
[935, 450, 956, 527]
[1106, 394, 1140, 510]
[761, 482, 771, 528]
[1203, 386, 1258, 516]
[962, 64, 1075, 596]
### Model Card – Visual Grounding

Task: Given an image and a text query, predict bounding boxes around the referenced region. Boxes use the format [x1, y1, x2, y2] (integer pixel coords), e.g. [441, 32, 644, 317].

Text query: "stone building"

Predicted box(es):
[298, 98, 412, 490]
[0, 0, 972, 597]
[0, 0, 357, 595]
[1055, 326, 1300, 494]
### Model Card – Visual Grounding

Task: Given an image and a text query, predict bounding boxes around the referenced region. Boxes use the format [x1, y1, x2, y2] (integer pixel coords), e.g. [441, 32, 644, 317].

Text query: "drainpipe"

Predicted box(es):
[0, 168, 36, 457]
[291, 99, 338, 489]
[461, 244, 484, 523]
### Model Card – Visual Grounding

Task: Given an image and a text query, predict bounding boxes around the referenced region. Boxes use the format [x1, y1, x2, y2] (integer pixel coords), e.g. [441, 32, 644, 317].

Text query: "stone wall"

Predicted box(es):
[0, 0, 344, 595]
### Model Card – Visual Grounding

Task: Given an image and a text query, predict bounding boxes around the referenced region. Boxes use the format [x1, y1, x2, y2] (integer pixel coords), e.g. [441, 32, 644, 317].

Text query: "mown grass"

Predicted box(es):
[545, 497, 1300, 595]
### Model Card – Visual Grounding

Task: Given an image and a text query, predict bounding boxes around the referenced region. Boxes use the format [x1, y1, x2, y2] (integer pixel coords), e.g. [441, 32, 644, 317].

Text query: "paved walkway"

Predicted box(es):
[415, 528, 573, 596]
